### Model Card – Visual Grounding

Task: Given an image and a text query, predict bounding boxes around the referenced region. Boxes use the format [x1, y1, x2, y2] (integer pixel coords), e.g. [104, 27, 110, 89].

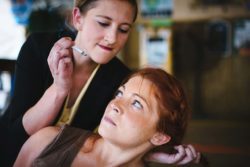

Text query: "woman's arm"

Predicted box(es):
[3, 33, 72, 165]
[23, 83, 68, 134]
[6, 33, 65, 134]
[22, 36, 74, 135]
[7, 33, 75, 134]
[14, 126, 60, 167]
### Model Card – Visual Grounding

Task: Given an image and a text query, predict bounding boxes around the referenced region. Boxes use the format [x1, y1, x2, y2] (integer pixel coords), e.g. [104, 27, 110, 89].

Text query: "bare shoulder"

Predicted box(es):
[27, 126, 61, 154]
[34, 126, 61, 141]
[14, 126, 60, 166]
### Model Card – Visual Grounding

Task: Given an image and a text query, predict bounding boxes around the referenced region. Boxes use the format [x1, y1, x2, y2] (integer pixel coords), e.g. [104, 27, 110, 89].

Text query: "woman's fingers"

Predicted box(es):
[172, 145, 187, 162]
[48, 37, 74, 76]
[144, 144, 201, 165]
[145, 145, 186, 164]
[195, 152, 201, 164]
[176, 145, 200, 165]
[186, 144, 201, 164]
[47, 37, 75, 93]
[54, 49, 72, 74]
[58, 57, 73, 78]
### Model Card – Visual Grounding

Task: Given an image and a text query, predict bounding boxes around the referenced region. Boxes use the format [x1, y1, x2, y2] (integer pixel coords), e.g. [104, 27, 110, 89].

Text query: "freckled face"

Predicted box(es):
[99, 76, 160, 148]
[75, 0, 135, 64]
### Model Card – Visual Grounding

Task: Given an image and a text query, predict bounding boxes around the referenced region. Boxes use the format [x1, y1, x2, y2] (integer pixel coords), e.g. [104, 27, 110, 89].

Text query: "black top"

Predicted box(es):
[0, 28, 130, 166]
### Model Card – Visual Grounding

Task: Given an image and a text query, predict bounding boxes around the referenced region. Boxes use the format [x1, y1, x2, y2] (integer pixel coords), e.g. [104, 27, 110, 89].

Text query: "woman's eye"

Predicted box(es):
[132, 100, 143, 110]
[114, 90, 123, 98]
[98, 22, 109, 27]
[119, 28, 129, 34]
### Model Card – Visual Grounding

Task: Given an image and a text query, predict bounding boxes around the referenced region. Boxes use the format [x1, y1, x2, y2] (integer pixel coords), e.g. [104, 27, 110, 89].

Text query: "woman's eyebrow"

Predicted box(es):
[96, 15, 132, 27]
[132, 93, 149, 108]
[96, 15, 112, 20]
[118, 85, 125, 92]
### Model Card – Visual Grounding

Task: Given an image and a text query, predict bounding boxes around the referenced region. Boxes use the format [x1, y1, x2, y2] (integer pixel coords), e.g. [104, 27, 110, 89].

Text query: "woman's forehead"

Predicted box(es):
[86, 0, 135, 22]
[124, 76, 156, 96]
[90, 0, 133, 11]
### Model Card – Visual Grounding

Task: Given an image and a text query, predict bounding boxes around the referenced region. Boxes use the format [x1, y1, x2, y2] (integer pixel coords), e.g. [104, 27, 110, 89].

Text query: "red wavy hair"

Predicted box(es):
[123, 67, 190, 146]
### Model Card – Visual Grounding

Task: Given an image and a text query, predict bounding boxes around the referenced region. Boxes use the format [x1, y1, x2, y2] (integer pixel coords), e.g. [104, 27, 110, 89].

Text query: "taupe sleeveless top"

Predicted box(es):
[32, 125, 91, 167]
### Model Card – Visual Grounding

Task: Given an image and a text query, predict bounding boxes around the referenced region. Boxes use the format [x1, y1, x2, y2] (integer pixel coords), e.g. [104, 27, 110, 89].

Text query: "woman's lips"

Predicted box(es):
[103, 116, 116, 126]
[98, 44, 113, 51]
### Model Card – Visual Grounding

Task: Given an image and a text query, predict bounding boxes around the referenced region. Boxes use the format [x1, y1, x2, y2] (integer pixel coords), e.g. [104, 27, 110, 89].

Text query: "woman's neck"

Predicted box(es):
[90, 138, 153, 167]
[72, 39, 97, 72]
[67, 57, 98, 107]
[73, 53, 98, 74]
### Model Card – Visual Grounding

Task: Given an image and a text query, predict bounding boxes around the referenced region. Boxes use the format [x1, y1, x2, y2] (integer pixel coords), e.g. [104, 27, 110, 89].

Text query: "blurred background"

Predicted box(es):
[0, 0, 250, 166]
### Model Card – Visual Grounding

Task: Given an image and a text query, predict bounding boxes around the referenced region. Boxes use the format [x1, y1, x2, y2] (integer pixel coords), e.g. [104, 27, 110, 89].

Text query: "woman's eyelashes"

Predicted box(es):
[118, 27, 130, 34]
[114, 89, 123, 98]
[98, 21, 109, 27]
[97, 21, 129, 34]
[132, 100, 143, 110]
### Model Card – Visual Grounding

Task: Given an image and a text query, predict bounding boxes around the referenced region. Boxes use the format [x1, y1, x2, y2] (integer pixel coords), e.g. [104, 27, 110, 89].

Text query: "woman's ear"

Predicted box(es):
[150, 132, 171, 146]
[72, 7, 83, 31]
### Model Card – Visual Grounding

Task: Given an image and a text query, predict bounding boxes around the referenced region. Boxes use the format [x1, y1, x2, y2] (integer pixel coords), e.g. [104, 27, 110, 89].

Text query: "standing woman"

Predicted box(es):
[1, 0, 199, 166]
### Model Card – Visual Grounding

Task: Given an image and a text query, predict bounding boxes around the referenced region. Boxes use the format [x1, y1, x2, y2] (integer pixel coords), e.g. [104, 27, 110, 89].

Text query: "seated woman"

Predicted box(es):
[14, 67, 192, 167]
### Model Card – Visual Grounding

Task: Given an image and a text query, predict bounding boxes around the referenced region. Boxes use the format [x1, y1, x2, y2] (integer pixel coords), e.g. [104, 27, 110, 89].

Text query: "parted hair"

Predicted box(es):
[74, 0, 138, 22]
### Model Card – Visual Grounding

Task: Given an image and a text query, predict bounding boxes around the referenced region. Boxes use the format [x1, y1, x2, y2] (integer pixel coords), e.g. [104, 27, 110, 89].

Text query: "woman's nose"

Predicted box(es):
[110, 101, 122, 114]
[104, 29, 117, 45]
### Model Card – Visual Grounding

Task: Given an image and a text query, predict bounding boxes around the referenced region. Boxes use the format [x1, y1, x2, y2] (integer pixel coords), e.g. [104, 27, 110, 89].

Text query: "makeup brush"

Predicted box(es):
[72, 45, 87, 56]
